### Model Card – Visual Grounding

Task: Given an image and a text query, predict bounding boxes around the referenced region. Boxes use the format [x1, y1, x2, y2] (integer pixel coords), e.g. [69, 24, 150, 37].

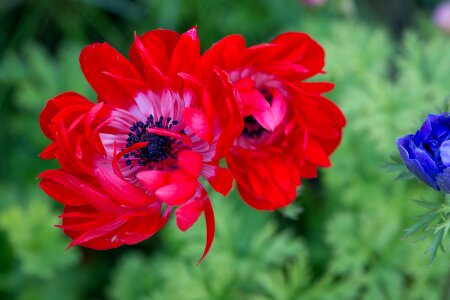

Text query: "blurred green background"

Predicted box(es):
[1, 0, 450, 299]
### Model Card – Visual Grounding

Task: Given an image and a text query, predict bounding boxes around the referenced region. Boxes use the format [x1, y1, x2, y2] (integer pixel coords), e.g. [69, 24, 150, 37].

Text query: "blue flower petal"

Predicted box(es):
[413, 147, 440, 177]
[440, 140, 450, 167]
[436, 168, 450, 193]
[419, 115, 433, 141]
[397, 134, 415, 157]
[429, 113, 450, 139]
[397, 136, 440, 190]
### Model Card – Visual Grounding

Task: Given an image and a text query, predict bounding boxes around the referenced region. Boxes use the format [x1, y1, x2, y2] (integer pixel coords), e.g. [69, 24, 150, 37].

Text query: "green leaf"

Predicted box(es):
[411, 199, 440, 210]
[404, 213, 438, 238]
[427, 229, 445, 263]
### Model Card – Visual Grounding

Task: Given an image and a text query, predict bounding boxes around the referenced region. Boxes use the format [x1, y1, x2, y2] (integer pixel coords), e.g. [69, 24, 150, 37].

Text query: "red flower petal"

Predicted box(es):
[66, 217, 128, 250]
[202, 164, 233, 196]
[38, 170, 124, 212]
[202, 34, 246, 73]
[305, 136, 331, 167]
[155, 180, 198, 206]
[177, 150, 203, 178]
[196, 198, 215, 265]
[252, 89, 287, 131]
[80, 43, 144, 108]
[137, 170, 170, 193]
[128, 33, 171, 88]
[182, 107, 214, 143]
[39, 143, 57, 159]
[40, 92, 92, 139]
[175, 187, 207, 232]
[167, 26, 201, 81]
[271, 32, 325, 77]
[95, 168, 155, 207]
[129, 29, 180, 78]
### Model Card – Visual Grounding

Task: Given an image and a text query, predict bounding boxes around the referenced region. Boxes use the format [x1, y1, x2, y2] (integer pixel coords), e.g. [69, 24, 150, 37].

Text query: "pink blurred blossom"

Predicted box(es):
[301, 0, 327, 7]
[433, 1, 450, 33]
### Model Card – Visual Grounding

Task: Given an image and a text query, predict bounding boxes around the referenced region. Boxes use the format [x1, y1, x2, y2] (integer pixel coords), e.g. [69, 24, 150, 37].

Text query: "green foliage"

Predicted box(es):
[0, 195, 80, 279]
[0, 42, 94, 113]
[0, 42, 94, 184]
[108, 192, 315, 300]
[0, 191, 84, 300]
[279, 201, 304, 220]
[310, 13, 450, 300]
[403, 196, 450, 263]
[1, 1, 450, 299]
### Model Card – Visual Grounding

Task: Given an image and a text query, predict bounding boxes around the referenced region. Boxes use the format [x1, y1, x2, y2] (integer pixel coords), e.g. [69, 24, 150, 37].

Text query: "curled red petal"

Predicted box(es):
[129, 29, 180, 79]
[196, 198, 215, 266]
[40, 92, 92, 139]
[66, 217, 128, 250]
[270, 32, 325, 78]
[129, 33, 171, 88]
[175, 187, 207, 232]
[155, 180, 198, 206]
[38, 169, 123, 212]
[137, 170, 170, 193]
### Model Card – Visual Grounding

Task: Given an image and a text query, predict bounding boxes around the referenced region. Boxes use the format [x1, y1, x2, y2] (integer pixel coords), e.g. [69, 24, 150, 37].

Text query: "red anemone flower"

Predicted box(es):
[202, 32, 346, 210]
[38, 27, 242, 264]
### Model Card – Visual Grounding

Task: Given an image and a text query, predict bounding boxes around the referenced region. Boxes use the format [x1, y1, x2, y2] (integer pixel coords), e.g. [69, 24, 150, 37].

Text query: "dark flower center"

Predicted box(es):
[259, 88, 273, 105]
[124, 114, 185, 169]
[242, 115, 266, 138]
[242, 88, 272, 138]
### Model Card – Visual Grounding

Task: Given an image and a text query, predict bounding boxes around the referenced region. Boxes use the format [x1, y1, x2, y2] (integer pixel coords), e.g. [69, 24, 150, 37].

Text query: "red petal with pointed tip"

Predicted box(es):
[167, 26, 201, 81]
[80, 43, 143, 108]
[196, 198, 215, 265]
[39, 143, 57, 159]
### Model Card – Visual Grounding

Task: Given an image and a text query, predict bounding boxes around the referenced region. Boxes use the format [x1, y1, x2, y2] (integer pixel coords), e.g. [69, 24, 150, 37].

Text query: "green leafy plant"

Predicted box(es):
[1, 2, 450, 299]
[0, 197, 80, 279]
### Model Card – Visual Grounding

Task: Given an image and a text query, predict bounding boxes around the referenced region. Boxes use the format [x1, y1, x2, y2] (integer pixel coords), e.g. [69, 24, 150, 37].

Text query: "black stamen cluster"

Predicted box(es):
[124, 114, 185, 169]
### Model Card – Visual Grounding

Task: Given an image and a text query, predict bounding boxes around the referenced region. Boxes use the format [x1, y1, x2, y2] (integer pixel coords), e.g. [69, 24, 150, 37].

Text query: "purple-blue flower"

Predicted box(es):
[397, 113, 450, 193]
